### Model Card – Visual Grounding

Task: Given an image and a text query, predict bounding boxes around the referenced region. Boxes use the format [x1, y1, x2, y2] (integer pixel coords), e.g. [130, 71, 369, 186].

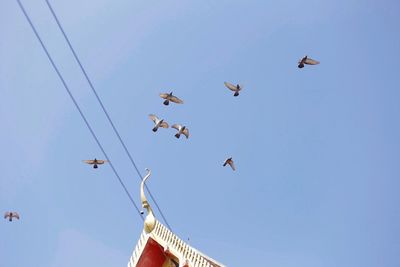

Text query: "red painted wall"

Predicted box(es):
[136, 238, 167, 267]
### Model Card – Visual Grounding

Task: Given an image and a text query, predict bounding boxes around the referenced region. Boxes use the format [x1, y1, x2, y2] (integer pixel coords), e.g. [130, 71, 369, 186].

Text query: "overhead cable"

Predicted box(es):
[16, 0, 144, 221]
[45, 0, 172, 230]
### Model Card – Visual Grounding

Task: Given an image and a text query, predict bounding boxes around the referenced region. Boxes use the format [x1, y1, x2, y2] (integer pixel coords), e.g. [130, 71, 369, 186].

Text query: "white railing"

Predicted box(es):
[152, 221, 223, 267]
[128, 221, 224, 267]
[128, 230, 148, 267]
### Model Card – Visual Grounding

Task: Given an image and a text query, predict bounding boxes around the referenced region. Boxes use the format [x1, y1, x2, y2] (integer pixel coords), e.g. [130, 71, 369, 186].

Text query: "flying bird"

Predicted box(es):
[83, 158, 107, 169]
[159, 92, 184, 106]
[148, 114, 169, 132]
[223, 157, 235, 171]
[298, 55, 320, 68]
[4, 212, 20, 222]
[224, 82, 243, 97]
[171, 124, 189, 139]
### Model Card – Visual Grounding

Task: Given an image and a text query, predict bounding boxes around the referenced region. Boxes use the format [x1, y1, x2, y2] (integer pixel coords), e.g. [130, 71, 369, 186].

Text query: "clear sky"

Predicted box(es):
[1, 0, 400, 266]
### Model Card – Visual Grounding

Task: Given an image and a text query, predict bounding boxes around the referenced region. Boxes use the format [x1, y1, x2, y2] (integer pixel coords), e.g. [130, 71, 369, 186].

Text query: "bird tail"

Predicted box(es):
[152, 127, 158, 132]
[163, 100, 169, 105]
[234, 91, 239, 97]
[9, 217, 12, 222]
[93, 164, 98, 169]
[175, 133, 180, 139]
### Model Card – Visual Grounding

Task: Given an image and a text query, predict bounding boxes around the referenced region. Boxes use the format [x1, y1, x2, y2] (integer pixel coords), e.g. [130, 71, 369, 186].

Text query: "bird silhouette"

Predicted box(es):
[298, 55, 320, 68]
[148, 114, 169, 132]
[159, 92, 184, 106]
[171, 124, 189, 139]
[223, 157, 236, 171]
[4, 212, 20, 222]
[83, 158, 107, 169]
[224, 82, 243, 97]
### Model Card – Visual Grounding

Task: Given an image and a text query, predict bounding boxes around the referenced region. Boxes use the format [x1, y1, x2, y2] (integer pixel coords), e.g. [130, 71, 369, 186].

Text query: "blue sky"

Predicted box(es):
[1, 0, 400, 266]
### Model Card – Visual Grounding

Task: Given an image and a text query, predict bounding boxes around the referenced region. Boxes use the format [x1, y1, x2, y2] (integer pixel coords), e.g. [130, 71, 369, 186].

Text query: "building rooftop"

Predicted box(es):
[128, 169, 225, 267]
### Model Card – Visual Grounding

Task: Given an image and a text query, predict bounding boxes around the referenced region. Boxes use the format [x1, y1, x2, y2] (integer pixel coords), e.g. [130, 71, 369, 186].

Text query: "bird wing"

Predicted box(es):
[148, 114, 158, 123]
[4, 212, 10, 219]
[169, 95, 183, 104]
[159, 93, 169, 99]
[171, 124, 181, 131]
[228, 160, 236, 171]
[160, 121, 169, 128]
[304, 58, 319, 65]
[12, 212, 20, 219]
[224, 82, 238, 91]
[298, 56, 307, 64]
[83, 160, 95, 164]
[182, 128, 189, 138]
[96, 160, 107, 164]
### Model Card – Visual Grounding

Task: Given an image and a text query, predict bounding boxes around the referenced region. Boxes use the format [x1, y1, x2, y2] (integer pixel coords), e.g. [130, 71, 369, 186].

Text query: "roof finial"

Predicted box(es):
[141, 168, 156, 233]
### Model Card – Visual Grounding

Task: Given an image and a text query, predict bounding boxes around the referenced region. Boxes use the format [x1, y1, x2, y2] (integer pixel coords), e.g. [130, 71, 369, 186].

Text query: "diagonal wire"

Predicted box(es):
[16, 0, 144, 221]
[44, 0, 172, 230]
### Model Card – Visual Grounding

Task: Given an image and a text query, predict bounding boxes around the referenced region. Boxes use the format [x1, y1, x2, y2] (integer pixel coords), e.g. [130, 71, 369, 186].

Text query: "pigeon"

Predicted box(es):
[159, 92, 184, 106]
[223, 157, 235, 171]
[83, 158, 107, 169]
[4, 212, 20, 222]
[171, 124, 189, 139]
[148, 114, 169, 132]
[298, 55, 319, 68]
[224, 82, 243, 97]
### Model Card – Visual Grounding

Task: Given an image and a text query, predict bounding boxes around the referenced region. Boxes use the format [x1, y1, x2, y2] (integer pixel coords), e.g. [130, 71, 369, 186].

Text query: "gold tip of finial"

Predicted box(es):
[140, 168, 156, 233]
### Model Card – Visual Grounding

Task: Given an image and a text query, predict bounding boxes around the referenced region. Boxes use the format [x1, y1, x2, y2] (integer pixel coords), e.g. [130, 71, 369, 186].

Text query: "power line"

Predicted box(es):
[44, 0, 172, 230]
[16, 0, 144, 221]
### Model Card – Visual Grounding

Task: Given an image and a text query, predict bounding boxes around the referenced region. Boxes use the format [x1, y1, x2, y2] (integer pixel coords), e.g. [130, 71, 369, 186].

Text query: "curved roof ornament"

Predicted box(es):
[141, 168, 156, 233]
